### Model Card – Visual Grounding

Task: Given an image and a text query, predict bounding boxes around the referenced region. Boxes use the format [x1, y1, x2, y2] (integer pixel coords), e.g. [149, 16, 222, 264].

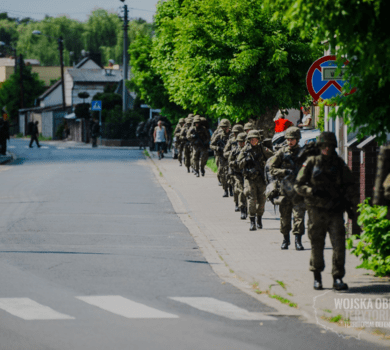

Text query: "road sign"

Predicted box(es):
[91, 100, 102, 111]
[306, 55, 356, 101]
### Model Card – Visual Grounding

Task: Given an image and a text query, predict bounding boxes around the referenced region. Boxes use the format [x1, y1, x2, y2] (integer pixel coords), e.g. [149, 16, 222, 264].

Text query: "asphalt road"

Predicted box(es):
[0, 139, 383, 350]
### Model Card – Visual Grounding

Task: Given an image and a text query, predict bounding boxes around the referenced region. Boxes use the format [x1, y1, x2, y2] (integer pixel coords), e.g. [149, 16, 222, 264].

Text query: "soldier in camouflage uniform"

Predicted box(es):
[211, 119, 231, 186]
[294, 132, 359, 291]
[237, 130, 274, 230]
[210, 119, 231, 197]
[187, 115, 210, 177]
[174, 118, 186, 166]
[180, 114, 194, 173]
[268, 127, 306, 250]
[229, 132, 248, 219]
[244, 122, 254, 134]
[224, 124, 245, 210]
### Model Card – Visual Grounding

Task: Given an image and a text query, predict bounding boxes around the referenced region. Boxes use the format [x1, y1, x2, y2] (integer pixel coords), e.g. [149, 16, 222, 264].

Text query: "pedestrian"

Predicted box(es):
[237, 130, 274, 230]
[187, 115, 210, 177]
[174, 118, 186, 166]
[294, 132, 359, 291]
[274, 109, 294, 133]
[90, 118, 100, 148]
[154, 120, 168, 160]
[180, 114, 194, 171]
[268, 127, 306, 250]
[29, 121, 41, 148]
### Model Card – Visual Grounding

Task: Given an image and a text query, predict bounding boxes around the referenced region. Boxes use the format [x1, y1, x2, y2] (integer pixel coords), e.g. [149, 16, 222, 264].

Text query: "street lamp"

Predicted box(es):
[32, 30, 66, 110]
[119, 0, 129, 113]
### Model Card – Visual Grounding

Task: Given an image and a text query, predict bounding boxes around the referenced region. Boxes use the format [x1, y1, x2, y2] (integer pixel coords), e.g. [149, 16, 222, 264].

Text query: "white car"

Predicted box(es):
[272, 128, 321, 148]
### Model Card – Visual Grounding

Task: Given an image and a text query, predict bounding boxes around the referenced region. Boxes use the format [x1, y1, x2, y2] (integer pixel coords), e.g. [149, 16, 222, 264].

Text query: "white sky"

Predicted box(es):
[0, 0, 158, 23]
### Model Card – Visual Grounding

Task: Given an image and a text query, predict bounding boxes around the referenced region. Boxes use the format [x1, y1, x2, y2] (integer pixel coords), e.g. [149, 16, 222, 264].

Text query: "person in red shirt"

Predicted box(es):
[275, 109, 294, 133]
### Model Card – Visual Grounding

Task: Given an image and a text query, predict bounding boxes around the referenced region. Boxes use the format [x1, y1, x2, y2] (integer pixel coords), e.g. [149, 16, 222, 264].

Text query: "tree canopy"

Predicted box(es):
[265, 0, 390, 144]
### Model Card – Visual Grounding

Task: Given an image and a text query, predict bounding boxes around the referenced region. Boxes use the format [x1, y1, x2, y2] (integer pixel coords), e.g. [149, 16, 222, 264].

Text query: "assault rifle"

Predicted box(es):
[216, 138, 227, 154]
[243, 147, 265, 181]
[191, 130, 206, 148]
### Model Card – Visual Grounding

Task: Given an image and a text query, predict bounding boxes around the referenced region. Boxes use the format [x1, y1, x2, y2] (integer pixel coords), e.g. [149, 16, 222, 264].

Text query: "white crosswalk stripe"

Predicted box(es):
[56, 147, 66, 149]
[169, 297, 277, 320]
[41, 146, 49, 149]
[0, 298, 74, 320]
[76, 295, 179, 319]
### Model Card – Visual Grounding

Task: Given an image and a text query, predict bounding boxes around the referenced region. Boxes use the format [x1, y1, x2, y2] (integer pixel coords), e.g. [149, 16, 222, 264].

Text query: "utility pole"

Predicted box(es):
[19, 54, 24, 109]
[121, 3, 129, 113]
[58, 36, 66, 110]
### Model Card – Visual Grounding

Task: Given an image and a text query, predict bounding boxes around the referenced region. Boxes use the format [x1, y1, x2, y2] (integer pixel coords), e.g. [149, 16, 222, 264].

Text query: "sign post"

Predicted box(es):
[91, 100, 102, 144]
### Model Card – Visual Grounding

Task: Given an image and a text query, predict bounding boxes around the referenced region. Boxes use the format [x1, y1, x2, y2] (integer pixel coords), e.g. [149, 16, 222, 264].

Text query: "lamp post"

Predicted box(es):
[119, 0, 129, 113]
[32, 31, 66, 110]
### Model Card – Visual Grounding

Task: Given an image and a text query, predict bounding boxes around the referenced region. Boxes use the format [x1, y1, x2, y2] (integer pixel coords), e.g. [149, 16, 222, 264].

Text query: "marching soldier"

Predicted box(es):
[229, 132, 248, 219]
[237, 130, 273, 230]
[174, 118, 186, 166]
[187, 115, 210, 177]
[180, 114, 194, 173]
[210, 119, 231, 197]
[224, 124, 245, 210]
[268, 127, 305, 250]
[294, 132, 359, 291]
[244, 122, 254, 134]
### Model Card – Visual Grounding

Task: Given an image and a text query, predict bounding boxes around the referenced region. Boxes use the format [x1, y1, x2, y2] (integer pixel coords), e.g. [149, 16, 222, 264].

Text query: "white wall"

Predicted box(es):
[64, 70, 73, 106]
[274, 108, 301, 126]
[72, 84, 105, 106]
[40, 84, 62, 108]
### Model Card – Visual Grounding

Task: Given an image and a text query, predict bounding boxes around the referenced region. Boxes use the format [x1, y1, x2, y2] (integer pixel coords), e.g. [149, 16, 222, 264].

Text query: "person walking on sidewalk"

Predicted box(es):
[174, 118, 186, 166]
[90, 118, 100, 148]
[211, 119, 231, 187]
[154, 120, 168, 160]
[294, 132, 358, 291]
[210, 119, 231, 197]
[180, 115, 194, 172]
[29, 121, 41, 148]
[187, 115, 210, 177]
[237, 130, 273, 230]
[268, 127, 306, 251]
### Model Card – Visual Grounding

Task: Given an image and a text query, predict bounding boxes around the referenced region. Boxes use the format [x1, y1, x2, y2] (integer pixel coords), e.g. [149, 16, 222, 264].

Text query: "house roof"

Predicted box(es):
[19, 104, 65, 113]
[75, 57, 103, 69]
[67, 68, 122, 83]
[357, 135, 376, 149]
[39, 79, 62, 100]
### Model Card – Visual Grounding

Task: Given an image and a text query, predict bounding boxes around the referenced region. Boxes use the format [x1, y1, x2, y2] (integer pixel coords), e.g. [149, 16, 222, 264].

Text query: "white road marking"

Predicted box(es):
[8, 146, 15, 149]
[76, 295, 179, 319]
[41, 146, 49, 149]
[169, 297, 277, 320]
[0, 298, 74, 320]
[56, 147, 66, 149]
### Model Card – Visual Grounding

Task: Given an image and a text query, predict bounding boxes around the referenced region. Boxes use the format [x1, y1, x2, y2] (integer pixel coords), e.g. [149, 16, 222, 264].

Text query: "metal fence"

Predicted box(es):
[100, 121, 138, 140]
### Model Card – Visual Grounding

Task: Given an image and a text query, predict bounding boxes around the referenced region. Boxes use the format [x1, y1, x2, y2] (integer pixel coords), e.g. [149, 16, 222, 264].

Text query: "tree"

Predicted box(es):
[151, 0, 320, 137]
[265, 0, 390, 144]
[0, 62, 45, 124]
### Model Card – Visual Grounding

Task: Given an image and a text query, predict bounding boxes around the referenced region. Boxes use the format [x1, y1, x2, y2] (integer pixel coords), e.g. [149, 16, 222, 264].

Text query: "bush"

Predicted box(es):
[206, 157, 218, 173]
[346, 199, 390, 277]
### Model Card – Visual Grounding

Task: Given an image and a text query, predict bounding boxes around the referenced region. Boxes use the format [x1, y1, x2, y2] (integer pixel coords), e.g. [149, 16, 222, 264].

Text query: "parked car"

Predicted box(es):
[272, 128, 321, 149]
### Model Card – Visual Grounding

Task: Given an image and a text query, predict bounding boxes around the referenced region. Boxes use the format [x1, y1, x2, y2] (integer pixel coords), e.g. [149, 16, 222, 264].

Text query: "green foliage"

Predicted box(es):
[0, 63, 45, 122]
[91, 92, 122, 121]
[206, 157, 218, 173]
[0, 19, 18, 47]
[151, 0, 321, 124]
[316, 99, 326, 132]
[346, 199, 390, 277]
[74, 103, 90, 119]
[265, 0, 390, 145]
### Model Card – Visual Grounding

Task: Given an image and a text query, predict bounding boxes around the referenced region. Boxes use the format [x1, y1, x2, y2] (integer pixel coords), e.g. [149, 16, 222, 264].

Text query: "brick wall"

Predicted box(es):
[347, 146, 361, 235]
[360, 141, 378, 203]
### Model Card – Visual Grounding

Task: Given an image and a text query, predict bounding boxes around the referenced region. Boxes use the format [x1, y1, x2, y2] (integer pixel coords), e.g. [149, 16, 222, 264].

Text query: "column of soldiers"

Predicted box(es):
[173, 115, 359, 291]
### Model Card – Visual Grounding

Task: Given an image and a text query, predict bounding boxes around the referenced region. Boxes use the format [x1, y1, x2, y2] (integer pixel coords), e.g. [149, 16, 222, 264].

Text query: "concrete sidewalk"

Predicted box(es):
[146, 150, 390, 346]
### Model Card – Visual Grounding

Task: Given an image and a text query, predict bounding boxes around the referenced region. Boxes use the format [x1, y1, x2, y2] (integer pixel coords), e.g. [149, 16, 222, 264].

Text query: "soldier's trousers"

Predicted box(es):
[279, 200, 306, 236]
[244, 178, 266, 218]
[192, 147, 209, 172]
[217, 157, 229, 190]
[215, 155, 222, 184]
[233, 175, 246, 208]
[307, 207, 346, 278]
[178, 143, 185, 162]
[183, 144, 191, 168]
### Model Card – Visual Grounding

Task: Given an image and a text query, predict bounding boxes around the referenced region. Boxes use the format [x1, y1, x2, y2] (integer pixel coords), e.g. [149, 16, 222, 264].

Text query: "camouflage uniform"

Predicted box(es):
[210, 120, 231, 196]
[224, 124, 245, 208]
[237, 130, 274, 230]
[180, 114, 194, 172]
[268, 127, 306, 250]
[294, 132, 359, 291]
[187, 115, 210, 176]
[229, 132, 248, 219]
[174, 118, 185, 165]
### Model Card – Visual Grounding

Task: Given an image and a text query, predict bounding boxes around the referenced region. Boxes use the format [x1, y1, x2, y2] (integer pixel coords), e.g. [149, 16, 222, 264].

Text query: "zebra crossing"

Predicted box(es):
[0, 296, 276, 322]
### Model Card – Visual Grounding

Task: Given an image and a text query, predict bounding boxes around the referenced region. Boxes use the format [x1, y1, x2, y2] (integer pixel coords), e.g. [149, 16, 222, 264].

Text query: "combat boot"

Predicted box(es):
[333, 278, 348, 291]
[281, 234, 290, 250]
[295, 235, 304, 250]
[218, 181, 222, 186]
[256, 216, 262, 229]
[201, 168, 205, 176]
[314, 272, 323, 290]
[249, 217, 257, 231]
[229, 185, 234, 197]
[223, 190, 229, 197]
[179, 160, 182, 166]
[196, 170, 200, 178]
[187, 167, 190, 173]
[235, 201, 239, 212]
[240, 207, 246, 220]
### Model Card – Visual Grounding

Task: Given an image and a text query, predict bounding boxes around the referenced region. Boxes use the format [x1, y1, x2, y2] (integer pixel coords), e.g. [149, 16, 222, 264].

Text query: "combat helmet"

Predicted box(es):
[193, 115, 201, 123]
[219, 119, 230, 128]
[244, 122, 254, 131]
[232, 124, 244, 133]
[188, 113, 194, 118]
[236, 132, 247, 142]
[247, 130, 261, 139]
[285, 127, 301, 140]
[317, 132, 337, 147]
[179, 118, 185, 124]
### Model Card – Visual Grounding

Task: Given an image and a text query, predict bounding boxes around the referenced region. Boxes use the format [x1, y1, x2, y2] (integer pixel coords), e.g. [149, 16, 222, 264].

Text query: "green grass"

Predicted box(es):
[143, 149, 150, 158]
[323, 309, 332, 313]
[321, 314, 350, 327]
[229, 269, 235, 274]
[38, 134, 52, 141]
[269, 294, 298, 308]
[276, 280, 287, 290]
[206, 156, 218, 173]
[14, 133, 24, 138]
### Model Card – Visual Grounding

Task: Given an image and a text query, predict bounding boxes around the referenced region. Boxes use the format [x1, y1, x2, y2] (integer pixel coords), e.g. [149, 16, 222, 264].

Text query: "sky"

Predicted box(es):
[0, 0, 159, 23]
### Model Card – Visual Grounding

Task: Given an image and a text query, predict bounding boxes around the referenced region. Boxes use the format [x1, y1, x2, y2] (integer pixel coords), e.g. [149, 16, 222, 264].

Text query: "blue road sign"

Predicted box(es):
[91, 100, 102, 111]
